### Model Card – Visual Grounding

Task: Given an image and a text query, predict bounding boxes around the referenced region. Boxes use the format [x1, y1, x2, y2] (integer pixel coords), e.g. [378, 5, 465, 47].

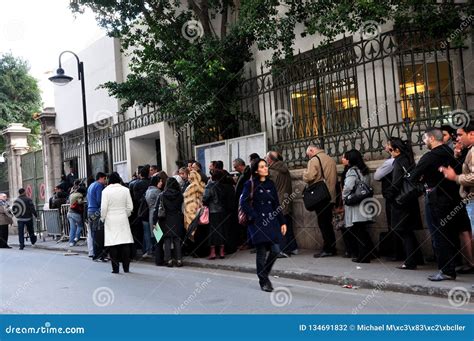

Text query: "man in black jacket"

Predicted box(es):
[410, 128, 461, 281]
[13, 188, 37, 250]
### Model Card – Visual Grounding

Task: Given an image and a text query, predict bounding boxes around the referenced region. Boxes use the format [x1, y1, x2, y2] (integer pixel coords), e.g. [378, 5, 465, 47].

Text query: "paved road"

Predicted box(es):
[1, 248, 472, 314]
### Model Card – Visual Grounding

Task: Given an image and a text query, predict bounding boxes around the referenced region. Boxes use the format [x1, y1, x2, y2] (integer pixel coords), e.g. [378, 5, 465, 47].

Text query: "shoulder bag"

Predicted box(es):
[302, 155, 331, 211]
[344, 168, 374, 206]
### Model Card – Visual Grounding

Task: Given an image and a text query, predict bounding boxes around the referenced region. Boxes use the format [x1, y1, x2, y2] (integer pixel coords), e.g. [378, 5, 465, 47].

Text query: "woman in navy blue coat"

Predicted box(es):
[240, 158, 287, 292]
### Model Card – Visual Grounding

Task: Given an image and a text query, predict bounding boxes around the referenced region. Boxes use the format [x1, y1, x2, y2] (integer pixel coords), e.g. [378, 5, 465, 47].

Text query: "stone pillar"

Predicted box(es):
[1, 123, 31, 199]
[38, 107, 63, 202]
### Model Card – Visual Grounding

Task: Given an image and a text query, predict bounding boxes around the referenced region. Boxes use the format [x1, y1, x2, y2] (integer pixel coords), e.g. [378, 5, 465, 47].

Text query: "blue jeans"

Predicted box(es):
[67, 212, 83, 243]
[255, 243, 280, 286]
[465, 201, 474, 233]
[18, 219, 36, 248]
[142, 221, 152, 254]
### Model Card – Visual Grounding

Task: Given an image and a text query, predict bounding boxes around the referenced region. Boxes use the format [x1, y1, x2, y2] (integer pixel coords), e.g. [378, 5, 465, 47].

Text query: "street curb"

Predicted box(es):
[20, 243, 473, 302]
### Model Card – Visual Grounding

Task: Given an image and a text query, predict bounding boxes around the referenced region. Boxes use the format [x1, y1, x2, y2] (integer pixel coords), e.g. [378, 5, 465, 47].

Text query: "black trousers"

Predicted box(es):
[255, 243, 280, 286]
[351, 222, 373, 261]
[154, 237, 165, 265]
[385, 199, 405, 259]
[399, 230, 424, 268]
[0, 224, 9, 248]
[108, 243, 131, 273]
[280, 214, 298, 253]
[427, 193, 458, 276]
[164, 237, 182, 262]
[314, 202, 336, 253]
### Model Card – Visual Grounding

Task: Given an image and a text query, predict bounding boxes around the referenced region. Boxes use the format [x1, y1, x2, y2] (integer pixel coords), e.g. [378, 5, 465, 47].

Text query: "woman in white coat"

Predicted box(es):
[101, 172, 134, 274]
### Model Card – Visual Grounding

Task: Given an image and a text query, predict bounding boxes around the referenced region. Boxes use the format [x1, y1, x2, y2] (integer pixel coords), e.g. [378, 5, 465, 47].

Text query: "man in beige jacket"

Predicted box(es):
[440, 122, 474, 274]
[303, 144, 338, 258]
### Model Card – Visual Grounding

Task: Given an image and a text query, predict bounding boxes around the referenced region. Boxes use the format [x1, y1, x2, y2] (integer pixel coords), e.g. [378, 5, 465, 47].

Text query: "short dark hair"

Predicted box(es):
[187, 160, 196, 165]
[216, 161, 224, 170]
[425, 127, 444, 142]
[211, 169, 225, 182]
[249, 153, 260, 162]
[95, 172, 107, 180]
[107, 172, 122, 185]
[193, 161, 202, 170]
[440, 125, 456, 138]
[150, 176, 160, 187]
[139, 167, 149, 178]
[18, 188, 25, 195]
[150, 165, 159, 170]
[233, 158, 245, 166]
[459, 122, 474, 133]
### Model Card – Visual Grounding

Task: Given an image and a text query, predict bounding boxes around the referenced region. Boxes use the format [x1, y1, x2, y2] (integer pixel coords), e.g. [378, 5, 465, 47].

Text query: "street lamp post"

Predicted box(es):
[49, 51, 91, 179]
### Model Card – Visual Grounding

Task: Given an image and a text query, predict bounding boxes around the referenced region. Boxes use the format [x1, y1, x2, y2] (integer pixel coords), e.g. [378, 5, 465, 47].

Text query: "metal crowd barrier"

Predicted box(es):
[38, 205, 88, 241]
[41, 208, 63, 238]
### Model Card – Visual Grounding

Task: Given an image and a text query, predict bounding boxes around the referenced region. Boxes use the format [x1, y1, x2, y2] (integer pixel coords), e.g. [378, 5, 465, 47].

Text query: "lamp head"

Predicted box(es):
[48, 67, 73, 85]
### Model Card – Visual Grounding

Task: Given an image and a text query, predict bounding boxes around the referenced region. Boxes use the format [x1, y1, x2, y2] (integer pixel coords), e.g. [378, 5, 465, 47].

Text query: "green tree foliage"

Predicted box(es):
[0, 53, 42, 152]
[70, 0, 472, 143]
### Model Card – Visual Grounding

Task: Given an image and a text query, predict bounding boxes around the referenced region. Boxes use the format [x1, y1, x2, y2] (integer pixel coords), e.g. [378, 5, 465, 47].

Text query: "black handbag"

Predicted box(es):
[303, 155, 331, 211]
[344, 168, 374, 206]
[157, 194, 166, 219]
[395, 167, 424, 206]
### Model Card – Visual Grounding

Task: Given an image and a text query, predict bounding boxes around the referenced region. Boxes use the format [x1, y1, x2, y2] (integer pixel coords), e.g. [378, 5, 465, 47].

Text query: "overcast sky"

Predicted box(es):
[0, 0, 105, 108]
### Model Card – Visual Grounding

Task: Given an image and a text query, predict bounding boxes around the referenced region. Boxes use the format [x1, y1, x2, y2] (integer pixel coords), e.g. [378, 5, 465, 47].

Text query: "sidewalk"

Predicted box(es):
[8, 237, 474, 301]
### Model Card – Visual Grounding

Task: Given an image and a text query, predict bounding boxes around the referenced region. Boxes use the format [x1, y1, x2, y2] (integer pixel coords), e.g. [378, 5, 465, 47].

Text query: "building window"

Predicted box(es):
[290, 74, 360, 138]
[398, 60, 453, 120]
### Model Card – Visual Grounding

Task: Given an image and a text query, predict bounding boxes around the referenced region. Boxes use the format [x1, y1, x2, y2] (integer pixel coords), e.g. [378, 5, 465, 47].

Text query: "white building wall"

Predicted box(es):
[53, 36, 122, 135]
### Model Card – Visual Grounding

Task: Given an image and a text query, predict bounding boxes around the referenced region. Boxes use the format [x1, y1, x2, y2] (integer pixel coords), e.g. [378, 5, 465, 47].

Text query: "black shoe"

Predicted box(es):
[19, 246, 24, 250]
[260, 283, 273, 292]
[166, 260, 174, 267]
[175, 260, 183, 267]
[314, 251, 335, 258]
[0, 245, 12, 249]
[427, 271, 456, 281]
[397, 264, 417, 270]
[352, 258, 370, 263]
[111, 270, 119, 274]
[457, 266, 474, 274]
[266, 279, 274, 291]
[277, 252, 290, 259]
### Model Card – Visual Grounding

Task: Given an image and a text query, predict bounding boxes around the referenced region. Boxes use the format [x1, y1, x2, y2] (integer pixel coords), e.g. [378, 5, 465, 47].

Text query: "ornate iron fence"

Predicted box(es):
[61, 29, 472, 173]
[237, 30, 472, 168]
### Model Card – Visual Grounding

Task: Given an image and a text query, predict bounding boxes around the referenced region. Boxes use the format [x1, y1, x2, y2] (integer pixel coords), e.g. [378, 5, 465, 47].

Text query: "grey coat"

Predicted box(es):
[343, 167, 374, 227]
[145, 186, 161, 230]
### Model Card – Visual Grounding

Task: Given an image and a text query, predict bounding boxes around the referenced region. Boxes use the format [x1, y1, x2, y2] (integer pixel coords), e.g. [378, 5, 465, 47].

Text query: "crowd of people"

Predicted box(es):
[0, 123, 474, 288]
